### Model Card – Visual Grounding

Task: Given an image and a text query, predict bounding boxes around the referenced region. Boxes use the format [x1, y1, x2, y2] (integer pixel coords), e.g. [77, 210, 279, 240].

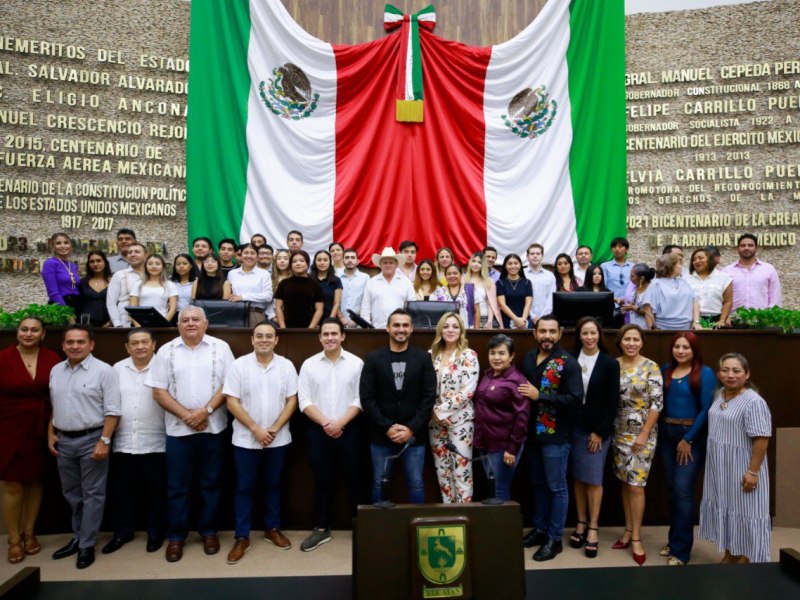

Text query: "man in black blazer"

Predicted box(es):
[360, 309, 436, 504]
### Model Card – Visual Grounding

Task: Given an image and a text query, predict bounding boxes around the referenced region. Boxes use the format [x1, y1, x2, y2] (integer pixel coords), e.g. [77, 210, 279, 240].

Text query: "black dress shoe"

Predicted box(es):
[52, 538, 80, 560]
[523, 529, 548, 548]
[101, 535, 133, 554]
[76, 547, 95, 569]
[533, 538, 563, 562]
[146, 537, 164, 553]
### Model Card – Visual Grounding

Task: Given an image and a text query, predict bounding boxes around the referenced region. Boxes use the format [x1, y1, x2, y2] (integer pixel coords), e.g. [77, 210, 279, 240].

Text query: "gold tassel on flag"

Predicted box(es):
[396, 99, 424, 122]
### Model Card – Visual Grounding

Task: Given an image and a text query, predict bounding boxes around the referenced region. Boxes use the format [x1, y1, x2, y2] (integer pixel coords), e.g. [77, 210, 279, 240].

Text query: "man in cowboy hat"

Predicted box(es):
[359, 247, 416, 328]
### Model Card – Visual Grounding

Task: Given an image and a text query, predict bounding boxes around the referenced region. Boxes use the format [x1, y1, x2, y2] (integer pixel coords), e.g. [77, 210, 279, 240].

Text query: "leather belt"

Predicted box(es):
[662, 417, 694, 426]
[56, 426, 102, 438]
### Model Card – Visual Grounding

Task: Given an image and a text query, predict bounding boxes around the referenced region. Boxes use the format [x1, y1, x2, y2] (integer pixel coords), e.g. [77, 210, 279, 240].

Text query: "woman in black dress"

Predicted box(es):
[77, 251, 111, 326]
[274, 250, 324, 328]
[311, 250, 343, 319]
[495, 254, 532, 329]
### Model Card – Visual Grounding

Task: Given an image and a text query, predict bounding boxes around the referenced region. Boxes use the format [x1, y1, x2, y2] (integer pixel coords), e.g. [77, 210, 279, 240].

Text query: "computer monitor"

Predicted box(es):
[124, 306, 173, 328]
[405, 301, 458, 329]
[191, 299, 249, 328]
[552, 291, 614, 328]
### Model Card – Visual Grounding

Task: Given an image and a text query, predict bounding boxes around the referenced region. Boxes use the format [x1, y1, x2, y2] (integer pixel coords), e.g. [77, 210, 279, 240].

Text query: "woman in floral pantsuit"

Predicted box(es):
[429, 312, 480, 503]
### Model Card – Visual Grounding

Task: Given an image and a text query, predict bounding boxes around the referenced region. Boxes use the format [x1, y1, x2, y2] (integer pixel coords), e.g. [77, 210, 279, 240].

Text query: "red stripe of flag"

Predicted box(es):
[332, 29, 492, 265]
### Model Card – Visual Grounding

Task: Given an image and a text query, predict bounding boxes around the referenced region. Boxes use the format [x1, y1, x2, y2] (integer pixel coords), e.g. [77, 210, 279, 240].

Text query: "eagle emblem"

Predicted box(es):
[259, 63, 319, 120]
[502, 85, 557, 139]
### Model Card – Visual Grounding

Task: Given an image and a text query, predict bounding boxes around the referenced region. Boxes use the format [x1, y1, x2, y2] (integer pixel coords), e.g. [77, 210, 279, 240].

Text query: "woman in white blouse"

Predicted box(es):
[227, 243, 273, 326]
[129, 254, 179, 323]
[463, 252, 503, 329]
[687, 248, 733, 328]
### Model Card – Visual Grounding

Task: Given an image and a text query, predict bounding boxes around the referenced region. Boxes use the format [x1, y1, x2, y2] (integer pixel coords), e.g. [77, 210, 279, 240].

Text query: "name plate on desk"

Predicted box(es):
[411, 517, 471, 599]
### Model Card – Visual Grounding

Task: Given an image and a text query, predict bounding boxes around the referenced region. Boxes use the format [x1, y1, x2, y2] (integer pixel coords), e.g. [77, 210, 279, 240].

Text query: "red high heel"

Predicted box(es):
[611, 529, 632, 550]
[631, 539, 646, 566]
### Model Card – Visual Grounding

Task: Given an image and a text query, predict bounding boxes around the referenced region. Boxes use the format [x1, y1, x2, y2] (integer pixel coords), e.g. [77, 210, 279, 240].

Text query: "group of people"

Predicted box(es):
[0, 307, 772, 570]
[40, 229, 782, 332]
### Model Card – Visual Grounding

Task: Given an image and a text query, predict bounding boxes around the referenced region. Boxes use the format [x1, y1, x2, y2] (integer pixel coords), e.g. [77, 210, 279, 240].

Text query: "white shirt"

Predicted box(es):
[359, 272, 416, 328]
[227, 267, 273, 307]
[176, 281, 193, 311]
[340, 269, 370, 322]
[577, 350, 600, 403]
[298, 349, 363, 419]
[131, 280, 179, 317]
[113, 357, 166, 454]
[524, 267, 556, 321]
[686, 269, 732, 316]
[222, 352, 298, 450]
[106, 267, 143, 327]
[146, 334, 234, 437]
[574, 264, 589, 287]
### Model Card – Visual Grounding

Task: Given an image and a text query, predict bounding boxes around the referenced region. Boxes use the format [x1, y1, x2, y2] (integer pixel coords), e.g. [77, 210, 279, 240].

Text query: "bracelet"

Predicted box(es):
[746, 469, 758, 477]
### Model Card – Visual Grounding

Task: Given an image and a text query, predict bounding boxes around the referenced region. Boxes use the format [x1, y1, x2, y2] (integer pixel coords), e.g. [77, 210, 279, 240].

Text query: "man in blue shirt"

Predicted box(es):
[601, 237, 633, 303]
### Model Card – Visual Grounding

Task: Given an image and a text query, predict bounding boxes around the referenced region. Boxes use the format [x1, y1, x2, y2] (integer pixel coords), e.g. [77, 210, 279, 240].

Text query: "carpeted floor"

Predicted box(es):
[1, 526, 798, 582]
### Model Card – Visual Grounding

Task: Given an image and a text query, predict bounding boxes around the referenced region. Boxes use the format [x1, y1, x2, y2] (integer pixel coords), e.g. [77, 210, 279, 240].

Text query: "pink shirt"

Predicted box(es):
[722, 259, 781, 310]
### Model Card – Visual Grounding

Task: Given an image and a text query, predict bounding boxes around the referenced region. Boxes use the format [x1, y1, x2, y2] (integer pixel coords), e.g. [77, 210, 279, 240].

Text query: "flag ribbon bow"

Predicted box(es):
[384, 4, 436, 122]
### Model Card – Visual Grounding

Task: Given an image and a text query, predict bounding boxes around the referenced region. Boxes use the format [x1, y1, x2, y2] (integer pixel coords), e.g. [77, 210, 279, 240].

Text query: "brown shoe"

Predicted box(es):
[21, 534, 42, 556]
[8, 540, 24, 565]
[165, 540, 184, 563]
[226, 538, 251, 564]
[202, 535, 220, 555]
[263, 528, 291, 550]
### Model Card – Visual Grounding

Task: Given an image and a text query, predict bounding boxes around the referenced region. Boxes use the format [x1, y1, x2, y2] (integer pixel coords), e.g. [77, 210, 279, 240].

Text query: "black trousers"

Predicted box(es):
[109, 452, 168, 540]
[307, 423, 361, 529]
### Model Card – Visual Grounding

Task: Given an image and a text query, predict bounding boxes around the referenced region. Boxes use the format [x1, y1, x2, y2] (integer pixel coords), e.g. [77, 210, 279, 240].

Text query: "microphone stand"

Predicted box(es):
[374, 437, 415, 509]
[444, 442, 504, 505]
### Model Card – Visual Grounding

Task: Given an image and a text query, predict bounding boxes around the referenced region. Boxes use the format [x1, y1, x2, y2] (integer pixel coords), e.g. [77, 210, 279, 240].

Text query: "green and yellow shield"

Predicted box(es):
[417, 525, 466, 585]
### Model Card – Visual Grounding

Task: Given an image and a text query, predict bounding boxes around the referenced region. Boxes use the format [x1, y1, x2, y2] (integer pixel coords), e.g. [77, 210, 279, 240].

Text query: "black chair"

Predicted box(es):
[405, 300, 458, 329]
[191, 299, 250, 327]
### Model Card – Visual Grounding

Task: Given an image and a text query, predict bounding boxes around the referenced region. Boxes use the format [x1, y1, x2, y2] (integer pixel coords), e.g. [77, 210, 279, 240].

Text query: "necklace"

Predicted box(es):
[448, 285, 462, 301]
[89, 277, 107, 291]
[720, 389, 742, 410]
[506, 278, 520, 292]
[17, 346, 38, 369]
[57, 258, 76, 289]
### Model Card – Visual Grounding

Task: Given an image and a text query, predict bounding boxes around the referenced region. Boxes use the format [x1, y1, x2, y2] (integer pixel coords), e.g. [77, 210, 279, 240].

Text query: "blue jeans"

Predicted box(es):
[166, 433, 224, 541]
[482, 447, 523, 501]
[659, 423, 705, 563]
[526, 442, 571, 540]
[371, 443, 425, 504]
[233, 445, 289, 538]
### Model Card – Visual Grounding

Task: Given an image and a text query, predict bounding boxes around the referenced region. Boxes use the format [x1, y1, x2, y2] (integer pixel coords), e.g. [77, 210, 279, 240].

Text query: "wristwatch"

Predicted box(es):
[206, 405, 214, 415]
[100, 436, 111, 446]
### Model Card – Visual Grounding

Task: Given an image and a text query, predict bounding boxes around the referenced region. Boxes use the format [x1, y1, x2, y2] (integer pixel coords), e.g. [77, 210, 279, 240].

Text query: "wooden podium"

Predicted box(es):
[353, 502, 525, 600]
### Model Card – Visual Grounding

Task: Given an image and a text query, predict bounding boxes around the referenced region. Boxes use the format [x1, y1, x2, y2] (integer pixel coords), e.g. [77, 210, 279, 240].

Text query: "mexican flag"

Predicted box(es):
[186, 0, 625, 264]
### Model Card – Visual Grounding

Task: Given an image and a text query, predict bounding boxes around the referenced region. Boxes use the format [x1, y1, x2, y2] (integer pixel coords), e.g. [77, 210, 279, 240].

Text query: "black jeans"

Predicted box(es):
[307, 423, 362, 529]
[109, 452, 167, 540]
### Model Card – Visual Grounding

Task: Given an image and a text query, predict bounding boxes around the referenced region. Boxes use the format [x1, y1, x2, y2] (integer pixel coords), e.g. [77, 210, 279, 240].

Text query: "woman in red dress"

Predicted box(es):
[0, 317, 61, 564]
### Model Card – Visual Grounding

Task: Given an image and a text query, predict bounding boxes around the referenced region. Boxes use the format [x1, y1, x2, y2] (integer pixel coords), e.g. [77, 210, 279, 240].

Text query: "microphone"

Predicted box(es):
[444, 442, 504, 506]
[374, 435, 416, 509]
[347, 310, 374, 329]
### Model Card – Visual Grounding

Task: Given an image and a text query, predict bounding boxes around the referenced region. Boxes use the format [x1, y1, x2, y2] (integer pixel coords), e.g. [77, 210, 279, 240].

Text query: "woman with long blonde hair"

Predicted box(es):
[129, 254, 178, 323]
[428, 312, 479, 503]
[463, 252, 503, 328]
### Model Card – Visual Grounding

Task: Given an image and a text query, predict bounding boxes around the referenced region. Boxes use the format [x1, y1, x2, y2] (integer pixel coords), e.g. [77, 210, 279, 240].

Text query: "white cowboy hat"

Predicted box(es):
[371, 246, 403, 266]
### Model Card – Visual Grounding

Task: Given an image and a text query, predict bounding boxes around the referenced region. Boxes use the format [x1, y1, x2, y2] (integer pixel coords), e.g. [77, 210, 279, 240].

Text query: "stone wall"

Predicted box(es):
[625, 0, 800, 305]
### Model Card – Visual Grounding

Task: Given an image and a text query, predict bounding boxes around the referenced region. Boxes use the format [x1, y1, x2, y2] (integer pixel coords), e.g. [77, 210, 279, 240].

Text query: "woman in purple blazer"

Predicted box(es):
[40, 232, 80, 308]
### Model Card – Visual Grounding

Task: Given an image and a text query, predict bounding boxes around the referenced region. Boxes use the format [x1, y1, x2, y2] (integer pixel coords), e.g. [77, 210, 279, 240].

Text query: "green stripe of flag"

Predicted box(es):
[186, 0, 252, 247]
[410, 15, 423, 100]
[567, 0, 626, 262]
[384, 3, 403, 17]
